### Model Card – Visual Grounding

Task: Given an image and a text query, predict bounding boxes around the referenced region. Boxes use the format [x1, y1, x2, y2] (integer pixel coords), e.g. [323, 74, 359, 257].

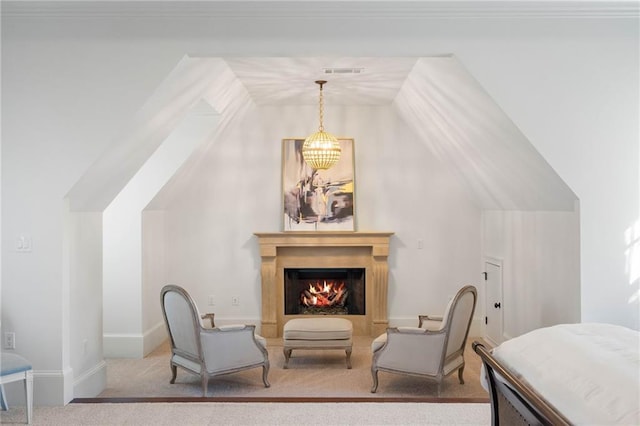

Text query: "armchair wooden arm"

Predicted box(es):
[418, 314, 443, 328]
[200, 313, 215, 328]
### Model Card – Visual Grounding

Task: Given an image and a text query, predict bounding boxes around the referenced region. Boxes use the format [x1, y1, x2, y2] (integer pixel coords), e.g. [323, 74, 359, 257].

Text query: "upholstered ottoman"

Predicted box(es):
[283, 318, 353, 369]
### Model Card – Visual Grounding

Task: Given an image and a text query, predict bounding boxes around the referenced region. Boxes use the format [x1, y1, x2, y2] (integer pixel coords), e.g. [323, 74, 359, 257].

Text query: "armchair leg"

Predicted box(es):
[370, 368, 379, 393]
[25, 370, 33, 425]
[283, 348, 292, 369]
[262, 364, 271, 388]
[201, 375, 208, 397]
[346, 348, 352, 369]
[170, 364, 177, 384]
[458, 365, 465, 384]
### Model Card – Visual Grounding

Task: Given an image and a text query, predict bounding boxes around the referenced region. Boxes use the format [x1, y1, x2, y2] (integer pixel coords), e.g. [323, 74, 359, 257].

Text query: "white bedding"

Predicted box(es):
[491, 323, 640, 425]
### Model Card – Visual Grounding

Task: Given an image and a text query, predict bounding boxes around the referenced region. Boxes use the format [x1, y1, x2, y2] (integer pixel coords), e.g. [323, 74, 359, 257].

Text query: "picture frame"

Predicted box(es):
[282, 138, 355, 231]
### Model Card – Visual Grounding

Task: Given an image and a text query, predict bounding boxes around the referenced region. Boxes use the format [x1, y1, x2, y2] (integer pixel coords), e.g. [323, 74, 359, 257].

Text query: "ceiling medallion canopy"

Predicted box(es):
[302, 80, 341, 170]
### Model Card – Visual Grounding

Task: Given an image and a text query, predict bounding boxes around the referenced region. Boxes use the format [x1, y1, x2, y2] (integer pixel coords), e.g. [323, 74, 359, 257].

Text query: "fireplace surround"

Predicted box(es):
[254, 232, 393, 337]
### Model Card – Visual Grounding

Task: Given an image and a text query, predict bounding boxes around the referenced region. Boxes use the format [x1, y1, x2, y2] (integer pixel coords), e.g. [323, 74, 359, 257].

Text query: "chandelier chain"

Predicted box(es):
[318, 83, 324, 131]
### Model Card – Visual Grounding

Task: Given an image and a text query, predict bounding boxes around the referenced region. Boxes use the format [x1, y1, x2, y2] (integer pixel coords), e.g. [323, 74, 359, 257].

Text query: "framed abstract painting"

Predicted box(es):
[282, 138, 355, 231]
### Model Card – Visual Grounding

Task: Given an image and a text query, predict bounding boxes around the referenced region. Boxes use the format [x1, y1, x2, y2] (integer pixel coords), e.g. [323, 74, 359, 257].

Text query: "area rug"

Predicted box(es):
[1, 402, 492, 425]
[96, 336, 489, 401]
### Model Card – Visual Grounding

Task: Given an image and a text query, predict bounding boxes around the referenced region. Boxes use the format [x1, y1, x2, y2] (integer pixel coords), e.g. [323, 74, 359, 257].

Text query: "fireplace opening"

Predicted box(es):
[284, 268, 365, 315]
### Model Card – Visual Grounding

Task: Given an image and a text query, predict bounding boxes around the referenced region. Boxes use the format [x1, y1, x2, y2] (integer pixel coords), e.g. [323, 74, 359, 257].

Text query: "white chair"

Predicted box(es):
[160, 285, 270, 396]
[0, 352, 33, 424]
[371, 285, 477, 394]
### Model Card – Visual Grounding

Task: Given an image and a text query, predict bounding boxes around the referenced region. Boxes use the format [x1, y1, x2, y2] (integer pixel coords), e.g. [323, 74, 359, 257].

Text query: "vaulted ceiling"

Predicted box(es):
[224, 57, 419, 106]
[68, 55, 577, 213]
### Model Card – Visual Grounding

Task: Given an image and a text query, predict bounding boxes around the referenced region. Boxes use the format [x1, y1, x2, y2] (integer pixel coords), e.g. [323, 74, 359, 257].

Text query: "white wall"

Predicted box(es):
[459, 21, 639, 329]
[155, 105, 483, 328]
[483, 208, 581, 339]
[141, 210, 167, 355]
[2, 2, 637, 405]
[103, 106, 221, 358]
[67, 211, 105, 398]
[1, 11, 186, 404]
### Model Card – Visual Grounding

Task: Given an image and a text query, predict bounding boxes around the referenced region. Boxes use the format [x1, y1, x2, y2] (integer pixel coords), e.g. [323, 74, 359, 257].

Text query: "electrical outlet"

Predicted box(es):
[208, 295, 216, 306]
[231, 296, 240, 306]
[4, 332, 15, 349]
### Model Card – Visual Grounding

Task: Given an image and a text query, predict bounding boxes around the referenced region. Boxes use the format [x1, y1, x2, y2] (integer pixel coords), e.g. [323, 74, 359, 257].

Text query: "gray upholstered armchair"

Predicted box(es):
[160, 285, 270, 395]
[370, 285, 477, 394]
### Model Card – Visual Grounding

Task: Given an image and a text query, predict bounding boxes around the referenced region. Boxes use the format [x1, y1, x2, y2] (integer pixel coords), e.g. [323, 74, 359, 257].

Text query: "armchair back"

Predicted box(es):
[161, 285, 202, 362]
[443, 286, 477, 359]
[160, 284, 271, 395]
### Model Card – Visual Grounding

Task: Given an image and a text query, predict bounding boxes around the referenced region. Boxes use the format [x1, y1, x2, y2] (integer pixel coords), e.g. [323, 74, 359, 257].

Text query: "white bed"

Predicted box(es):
[474, 323, 640, 425]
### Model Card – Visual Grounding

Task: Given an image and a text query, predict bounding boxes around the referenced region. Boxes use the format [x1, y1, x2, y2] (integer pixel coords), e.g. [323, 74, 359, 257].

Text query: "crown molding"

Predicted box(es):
[2, 1, 639, 19]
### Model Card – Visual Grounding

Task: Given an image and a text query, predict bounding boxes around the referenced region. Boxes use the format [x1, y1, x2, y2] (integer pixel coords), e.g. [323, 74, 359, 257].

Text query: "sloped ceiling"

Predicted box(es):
[65, 57, 252, 212]
[224, 56, 577, 211]
[224, 57, 419, 106]
[68, 55, 577, 213]
[394, 56, 577, 210]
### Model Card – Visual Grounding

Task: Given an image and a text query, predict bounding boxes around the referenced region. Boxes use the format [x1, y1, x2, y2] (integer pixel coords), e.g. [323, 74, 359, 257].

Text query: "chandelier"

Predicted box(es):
[302, 80, 341, 170]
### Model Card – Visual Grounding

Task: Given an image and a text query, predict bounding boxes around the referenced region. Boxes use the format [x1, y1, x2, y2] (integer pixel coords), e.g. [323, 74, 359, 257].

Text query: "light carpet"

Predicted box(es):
[97, 336, 489, 400]
[1, 402, 491, 425]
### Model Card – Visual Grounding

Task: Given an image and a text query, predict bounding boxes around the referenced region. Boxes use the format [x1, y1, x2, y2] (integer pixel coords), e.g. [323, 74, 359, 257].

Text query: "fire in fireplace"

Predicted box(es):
[284, 268, 365, 315]
[301, 280, 347, 311]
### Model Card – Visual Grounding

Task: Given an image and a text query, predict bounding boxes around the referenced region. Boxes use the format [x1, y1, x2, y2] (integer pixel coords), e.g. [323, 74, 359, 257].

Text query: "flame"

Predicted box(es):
[301, 280, 346, 307]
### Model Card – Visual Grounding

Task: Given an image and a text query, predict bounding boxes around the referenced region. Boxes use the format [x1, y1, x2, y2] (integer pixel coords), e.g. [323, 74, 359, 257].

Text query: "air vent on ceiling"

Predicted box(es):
[323, 67, 364, 74]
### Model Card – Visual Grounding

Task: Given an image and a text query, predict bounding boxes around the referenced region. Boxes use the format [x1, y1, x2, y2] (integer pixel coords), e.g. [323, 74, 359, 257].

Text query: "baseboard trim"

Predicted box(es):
[104, 321, 169, 359]
[6, 368, 76, 406]
[73, 361, 107, 398]
[103, 333, 144, 359]
[143, 322, 167, 357]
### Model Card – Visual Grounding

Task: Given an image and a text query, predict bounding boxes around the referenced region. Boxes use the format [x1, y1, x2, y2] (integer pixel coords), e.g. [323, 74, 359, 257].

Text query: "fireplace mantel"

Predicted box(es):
[254, 231, 393, 337]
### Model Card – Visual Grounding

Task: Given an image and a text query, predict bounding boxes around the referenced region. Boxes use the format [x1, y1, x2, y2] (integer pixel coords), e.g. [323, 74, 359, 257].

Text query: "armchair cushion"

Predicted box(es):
[372, 333, 387, 352]
[172, 354, 203, 374]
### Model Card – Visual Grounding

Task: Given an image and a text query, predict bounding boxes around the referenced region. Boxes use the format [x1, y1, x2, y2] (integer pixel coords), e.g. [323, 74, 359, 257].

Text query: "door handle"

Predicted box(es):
[494, 302, 501, 309]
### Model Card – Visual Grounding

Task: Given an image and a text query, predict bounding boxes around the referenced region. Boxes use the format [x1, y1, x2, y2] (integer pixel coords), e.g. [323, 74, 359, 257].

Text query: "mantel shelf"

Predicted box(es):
[254, 232, 394, 258]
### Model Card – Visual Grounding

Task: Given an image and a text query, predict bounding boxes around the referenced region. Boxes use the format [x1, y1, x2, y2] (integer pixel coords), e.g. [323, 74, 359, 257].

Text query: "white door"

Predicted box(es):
[484, 259, 503, 345]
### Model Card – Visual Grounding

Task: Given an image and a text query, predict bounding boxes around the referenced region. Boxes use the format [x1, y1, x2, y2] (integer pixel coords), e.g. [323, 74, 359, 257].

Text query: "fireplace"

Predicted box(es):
[284, 268, 365, 315]
[254, 232, 393, 337]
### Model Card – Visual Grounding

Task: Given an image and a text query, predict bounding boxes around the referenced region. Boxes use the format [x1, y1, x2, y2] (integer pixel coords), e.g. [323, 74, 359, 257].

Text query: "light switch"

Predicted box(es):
[16, 236, 32, 253]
